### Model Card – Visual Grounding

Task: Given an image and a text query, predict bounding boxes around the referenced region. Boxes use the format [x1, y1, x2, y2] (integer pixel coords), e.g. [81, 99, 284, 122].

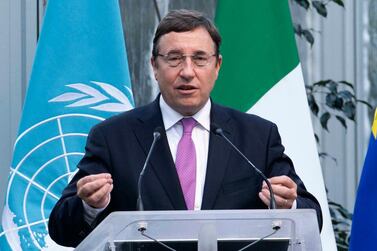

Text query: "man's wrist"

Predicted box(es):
[82, 195, 110, 225]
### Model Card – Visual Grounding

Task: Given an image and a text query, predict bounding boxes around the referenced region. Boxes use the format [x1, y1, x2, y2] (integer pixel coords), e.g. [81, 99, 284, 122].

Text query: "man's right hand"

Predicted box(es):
[77, 173, 113, 208]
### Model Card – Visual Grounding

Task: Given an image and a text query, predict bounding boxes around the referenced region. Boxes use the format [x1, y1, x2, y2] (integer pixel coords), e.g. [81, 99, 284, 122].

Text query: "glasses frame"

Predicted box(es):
[156, 52, 217, 68]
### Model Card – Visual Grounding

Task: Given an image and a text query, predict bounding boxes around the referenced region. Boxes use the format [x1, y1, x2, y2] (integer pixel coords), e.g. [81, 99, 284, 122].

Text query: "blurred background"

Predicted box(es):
[0, 0, 376, 248]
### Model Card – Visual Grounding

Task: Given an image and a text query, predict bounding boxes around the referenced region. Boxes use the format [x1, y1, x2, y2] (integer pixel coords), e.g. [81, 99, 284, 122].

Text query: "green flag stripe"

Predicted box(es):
[212, 0, 299, 112]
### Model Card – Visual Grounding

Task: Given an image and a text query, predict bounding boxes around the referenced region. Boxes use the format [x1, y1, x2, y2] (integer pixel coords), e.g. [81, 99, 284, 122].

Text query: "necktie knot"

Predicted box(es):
[181, 117, 197, 134]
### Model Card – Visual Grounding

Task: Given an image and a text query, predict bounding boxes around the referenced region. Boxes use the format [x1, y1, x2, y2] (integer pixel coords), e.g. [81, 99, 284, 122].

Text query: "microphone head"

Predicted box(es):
[153, 127, 163, 140]
[215, 128, 223, 135]
[153, 131, 161, 139]
[211, 123, 223, 136]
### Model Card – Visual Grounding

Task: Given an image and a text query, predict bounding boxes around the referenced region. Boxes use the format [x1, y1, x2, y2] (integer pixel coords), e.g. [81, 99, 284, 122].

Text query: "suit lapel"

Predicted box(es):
[201, 103, 234, 209]
[133, 98, 187, 209]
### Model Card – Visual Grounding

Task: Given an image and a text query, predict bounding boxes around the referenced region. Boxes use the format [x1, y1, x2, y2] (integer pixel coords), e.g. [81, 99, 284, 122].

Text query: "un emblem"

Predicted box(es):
[0, 81, 133, 250]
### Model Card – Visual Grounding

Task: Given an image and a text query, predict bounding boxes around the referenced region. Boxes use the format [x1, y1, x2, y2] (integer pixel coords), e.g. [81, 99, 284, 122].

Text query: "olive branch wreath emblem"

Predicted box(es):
[49, 81, 133, 112]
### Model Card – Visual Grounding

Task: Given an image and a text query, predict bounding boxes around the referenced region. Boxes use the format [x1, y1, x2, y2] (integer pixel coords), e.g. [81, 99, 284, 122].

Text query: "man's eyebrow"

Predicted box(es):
[164, 49, 209, 55]
[192, 50, 207, 55]
[165, 49, 183, 54]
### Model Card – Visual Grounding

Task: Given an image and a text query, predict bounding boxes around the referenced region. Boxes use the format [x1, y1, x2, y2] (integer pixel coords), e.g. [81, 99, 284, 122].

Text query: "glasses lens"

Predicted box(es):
[161, 53, 214, 67]
[192, 54, 209, 66]
[166, 53, 183, 67]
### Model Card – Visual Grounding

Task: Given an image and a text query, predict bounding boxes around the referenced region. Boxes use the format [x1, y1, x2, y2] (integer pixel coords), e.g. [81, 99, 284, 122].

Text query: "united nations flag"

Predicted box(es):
[0, 0, 134, 250]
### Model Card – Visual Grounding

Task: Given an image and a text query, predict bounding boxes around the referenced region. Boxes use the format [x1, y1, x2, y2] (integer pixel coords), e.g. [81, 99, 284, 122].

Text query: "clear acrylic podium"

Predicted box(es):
[75, 209, 321, 251]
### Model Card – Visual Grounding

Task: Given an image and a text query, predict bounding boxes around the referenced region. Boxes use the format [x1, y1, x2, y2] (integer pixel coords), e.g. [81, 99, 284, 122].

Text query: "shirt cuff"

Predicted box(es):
[291, 199, 297, 209]
[82, 195, 110, 225]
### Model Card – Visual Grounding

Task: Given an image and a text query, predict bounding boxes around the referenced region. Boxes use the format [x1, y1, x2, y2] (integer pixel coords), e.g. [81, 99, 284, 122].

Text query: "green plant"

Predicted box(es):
[290, 0, 373, 249]
[292, 0, 345, 47]
[306, 79, 373, 134]
[329, 200, 352, 251]
[305, 79, 371, 250]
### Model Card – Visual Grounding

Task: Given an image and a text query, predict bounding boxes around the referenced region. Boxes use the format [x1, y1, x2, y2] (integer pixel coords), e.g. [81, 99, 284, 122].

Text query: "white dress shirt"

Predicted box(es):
[159, 96, 211, 210]
[82, 97, 211, 223]
[82, 96, 295, 224]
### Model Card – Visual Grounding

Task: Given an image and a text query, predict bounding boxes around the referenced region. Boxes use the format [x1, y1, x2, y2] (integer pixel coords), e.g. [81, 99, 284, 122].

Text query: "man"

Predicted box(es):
[48, 9, 322, 247]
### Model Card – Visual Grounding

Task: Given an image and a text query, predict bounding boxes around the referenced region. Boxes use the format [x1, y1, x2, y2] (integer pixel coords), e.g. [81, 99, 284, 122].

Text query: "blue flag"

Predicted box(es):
[350, 109, 377, 250]
[0, 0, 134, 249]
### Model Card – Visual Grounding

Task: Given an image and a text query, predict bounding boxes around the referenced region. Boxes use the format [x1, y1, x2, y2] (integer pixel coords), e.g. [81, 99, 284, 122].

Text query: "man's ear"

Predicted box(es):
[216, 54, 223, 68]
[151, 57, 158, 80]
[215, 54, 223, 77]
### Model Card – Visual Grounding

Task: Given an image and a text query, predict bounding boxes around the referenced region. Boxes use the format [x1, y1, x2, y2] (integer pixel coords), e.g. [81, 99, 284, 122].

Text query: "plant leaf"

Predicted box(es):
[326, 93, 338, 109]
[335, 97, 344, 110]
[313, 79, 332, 87]
[327, 80, 338, 93]
[293, 23, 303, 35]
[302, 30, 315, 46]
[342, 101, 356, 120]
[320, 112, 331, 131]
[338, 80, 354, 90]
[331, 0, 344, 7]
[314, 133, 320, 144]
[293, 0, 310, 10]
[356, 99, 373, 110]
[338, 90, 354, 101]
[319, 152, 337, 164]
[313, 1, 328, 17]
[335, 115, 347, 129]
[49, 92, 87, 102]
[305, 85, 313, 91]
[307, 93, 319, 116]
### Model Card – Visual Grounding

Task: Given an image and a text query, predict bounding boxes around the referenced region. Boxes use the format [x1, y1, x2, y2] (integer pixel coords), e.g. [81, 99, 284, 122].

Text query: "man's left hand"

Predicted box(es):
[258, 175, 297, 209]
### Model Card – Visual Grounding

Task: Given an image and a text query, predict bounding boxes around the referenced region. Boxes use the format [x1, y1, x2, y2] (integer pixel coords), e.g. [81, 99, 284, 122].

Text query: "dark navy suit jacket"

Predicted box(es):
[48, 97, 322, 247]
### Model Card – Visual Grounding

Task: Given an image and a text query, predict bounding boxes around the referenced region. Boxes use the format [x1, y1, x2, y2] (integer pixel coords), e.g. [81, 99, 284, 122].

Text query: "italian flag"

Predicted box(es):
[213, 1, 336, 249]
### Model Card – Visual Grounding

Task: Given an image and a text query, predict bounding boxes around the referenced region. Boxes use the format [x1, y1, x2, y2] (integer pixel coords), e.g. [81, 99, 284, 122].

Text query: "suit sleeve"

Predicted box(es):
[265, 123, 323, 231]
[48, 125, 112, 247]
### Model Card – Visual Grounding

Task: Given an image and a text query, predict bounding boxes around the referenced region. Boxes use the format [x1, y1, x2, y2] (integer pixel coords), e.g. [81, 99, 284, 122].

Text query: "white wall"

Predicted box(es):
[0, 0, 39, 218]
[293, 0, 373, 211]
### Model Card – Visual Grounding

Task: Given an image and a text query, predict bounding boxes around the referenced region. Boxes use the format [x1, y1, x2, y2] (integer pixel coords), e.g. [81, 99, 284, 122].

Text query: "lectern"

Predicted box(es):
[75, 209, 321, 251]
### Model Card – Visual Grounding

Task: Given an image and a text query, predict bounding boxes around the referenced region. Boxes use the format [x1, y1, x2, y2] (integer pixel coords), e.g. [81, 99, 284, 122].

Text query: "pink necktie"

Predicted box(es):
[175, 118, 197, 210]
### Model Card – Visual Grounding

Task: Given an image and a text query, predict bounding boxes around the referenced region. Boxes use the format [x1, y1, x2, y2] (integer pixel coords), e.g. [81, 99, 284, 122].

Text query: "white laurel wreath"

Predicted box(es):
[48, 81, 134, 112]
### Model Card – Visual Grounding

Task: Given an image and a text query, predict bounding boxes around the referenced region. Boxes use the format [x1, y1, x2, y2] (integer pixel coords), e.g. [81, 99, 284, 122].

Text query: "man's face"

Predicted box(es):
[151, 27, 222, 116]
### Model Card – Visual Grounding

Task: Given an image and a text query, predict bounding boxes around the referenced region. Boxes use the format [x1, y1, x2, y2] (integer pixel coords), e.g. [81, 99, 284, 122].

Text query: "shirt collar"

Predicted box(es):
[159, 95, 211, 131]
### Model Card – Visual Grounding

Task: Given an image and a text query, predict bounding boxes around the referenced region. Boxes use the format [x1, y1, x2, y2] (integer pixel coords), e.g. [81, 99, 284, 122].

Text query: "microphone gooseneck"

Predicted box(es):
[137, 127, 162, 211]
[211, 124, 277, 209]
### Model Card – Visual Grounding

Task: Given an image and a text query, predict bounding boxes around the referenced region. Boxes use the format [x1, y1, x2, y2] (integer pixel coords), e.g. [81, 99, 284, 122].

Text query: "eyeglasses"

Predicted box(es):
[157, 52, 217, 67]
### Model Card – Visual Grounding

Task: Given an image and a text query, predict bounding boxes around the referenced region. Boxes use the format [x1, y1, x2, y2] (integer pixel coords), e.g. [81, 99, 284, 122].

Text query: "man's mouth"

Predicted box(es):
[177, 85, 197, 90]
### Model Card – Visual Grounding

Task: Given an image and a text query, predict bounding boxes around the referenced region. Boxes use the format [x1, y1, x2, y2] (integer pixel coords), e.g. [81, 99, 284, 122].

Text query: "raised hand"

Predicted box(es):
[258, 175, 297, 209]
[77, 173, 113, 208]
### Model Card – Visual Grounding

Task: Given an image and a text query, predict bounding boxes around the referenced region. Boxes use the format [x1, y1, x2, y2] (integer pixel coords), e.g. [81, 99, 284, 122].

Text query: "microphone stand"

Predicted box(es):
[212, 126, 277, 209]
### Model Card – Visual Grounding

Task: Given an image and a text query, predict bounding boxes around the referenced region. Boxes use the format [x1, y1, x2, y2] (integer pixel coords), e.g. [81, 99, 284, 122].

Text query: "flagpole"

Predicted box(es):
[153, 0, 162, 22]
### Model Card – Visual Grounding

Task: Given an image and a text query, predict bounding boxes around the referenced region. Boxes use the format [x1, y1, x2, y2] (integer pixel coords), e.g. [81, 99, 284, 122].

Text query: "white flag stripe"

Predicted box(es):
[248, 64, 336, 250]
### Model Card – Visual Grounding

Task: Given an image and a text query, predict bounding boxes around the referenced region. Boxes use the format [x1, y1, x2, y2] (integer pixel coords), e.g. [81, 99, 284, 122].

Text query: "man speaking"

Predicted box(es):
[48, 9, 322, 247]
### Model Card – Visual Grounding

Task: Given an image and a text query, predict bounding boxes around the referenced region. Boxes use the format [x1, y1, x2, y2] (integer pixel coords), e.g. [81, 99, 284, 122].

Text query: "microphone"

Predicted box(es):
[137, 127, 162, 211]
[211, 124, 277, 209]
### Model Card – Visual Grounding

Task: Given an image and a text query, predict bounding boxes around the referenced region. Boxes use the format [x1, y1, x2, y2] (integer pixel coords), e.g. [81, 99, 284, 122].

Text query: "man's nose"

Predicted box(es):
[179, 57, 195, 79]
